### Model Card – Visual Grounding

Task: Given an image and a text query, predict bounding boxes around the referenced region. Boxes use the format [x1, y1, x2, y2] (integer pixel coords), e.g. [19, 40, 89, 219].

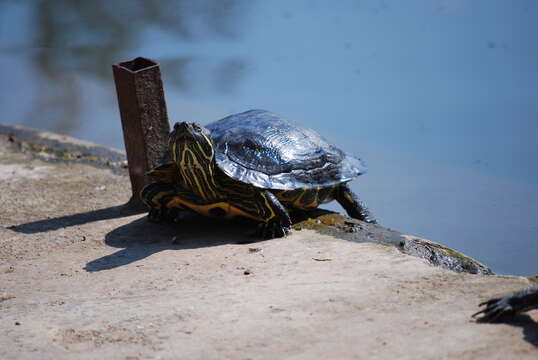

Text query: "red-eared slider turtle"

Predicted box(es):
[141, 109, 375, 238]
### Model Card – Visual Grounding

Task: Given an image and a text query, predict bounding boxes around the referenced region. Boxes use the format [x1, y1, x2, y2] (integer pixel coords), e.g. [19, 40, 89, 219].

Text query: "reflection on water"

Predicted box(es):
[1, 0, 537, 276]
[1, 0, 250, 134]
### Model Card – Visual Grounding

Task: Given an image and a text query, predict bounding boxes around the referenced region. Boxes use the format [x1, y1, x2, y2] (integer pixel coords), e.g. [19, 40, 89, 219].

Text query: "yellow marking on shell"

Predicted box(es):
[166, 198, 263, 221]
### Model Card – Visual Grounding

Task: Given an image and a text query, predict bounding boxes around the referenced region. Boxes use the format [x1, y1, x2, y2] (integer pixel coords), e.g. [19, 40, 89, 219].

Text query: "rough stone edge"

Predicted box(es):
[400, 234, 493, 275]
[0, 122, 493, 275]
[0, 122, 127, 172]
[293, 213, 494, 275]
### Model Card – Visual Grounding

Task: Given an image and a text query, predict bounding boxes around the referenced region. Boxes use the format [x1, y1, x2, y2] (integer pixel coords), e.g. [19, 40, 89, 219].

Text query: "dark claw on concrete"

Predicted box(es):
[473, 297, 515, 322]
[473, 284, 538, 322]
[255, 221, 290, 239]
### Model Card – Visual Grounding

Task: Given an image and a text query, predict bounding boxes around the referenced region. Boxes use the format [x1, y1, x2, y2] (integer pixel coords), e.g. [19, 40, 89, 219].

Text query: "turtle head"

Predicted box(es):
[169, 122, 217, 196]
[170, 121, 215, 167]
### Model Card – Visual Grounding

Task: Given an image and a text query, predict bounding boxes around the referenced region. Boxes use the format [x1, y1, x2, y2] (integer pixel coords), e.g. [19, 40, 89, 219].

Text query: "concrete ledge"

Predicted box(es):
[1, 124, 536, 359]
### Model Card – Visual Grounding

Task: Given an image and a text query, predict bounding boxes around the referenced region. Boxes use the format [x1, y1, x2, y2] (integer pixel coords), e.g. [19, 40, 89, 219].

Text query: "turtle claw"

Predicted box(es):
[473, 285, 538, 322]
[255, 221, 291, 239]
[473, 296, 515, 322]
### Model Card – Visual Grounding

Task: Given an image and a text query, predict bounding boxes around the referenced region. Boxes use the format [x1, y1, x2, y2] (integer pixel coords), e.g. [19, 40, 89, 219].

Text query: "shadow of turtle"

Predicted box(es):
[83, 212, 260, 272]
[480, 314, 538, 348]
[520, 317, 538, 348]
[8, 205, 128, 234]
[83, 208, 339, 273]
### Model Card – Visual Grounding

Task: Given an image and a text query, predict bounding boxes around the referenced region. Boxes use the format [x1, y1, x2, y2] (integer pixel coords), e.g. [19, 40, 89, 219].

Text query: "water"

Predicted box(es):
[1, 0, 537, 275]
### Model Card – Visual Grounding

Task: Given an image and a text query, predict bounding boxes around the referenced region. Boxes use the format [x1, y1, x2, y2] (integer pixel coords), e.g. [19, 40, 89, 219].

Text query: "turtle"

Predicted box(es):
[140, 109, 375, 238]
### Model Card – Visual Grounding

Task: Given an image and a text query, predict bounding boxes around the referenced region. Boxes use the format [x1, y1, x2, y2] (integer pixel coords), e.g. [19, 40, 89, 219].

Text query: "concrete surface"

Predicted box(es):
[0, 124, 537, 359]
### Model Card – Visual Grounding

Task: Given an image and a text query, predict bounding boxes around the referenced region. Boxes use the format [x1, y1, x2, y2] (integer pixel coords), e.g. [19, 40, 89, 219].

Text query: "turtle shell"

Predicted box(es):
[206, 109, 366, 190]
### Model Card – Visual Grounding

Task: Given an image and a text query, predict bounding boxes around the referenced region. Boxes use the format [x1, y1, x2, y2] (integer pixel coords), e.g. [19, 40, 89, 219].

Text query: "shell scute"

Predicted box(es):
[207, 109, 366, 190]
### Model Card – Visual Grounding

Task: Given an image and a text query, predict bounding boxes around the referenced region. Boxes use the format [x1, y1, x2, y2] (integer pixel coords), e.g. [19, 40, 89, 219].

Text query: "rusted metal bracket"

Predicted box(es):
[112, 57, 171, 212]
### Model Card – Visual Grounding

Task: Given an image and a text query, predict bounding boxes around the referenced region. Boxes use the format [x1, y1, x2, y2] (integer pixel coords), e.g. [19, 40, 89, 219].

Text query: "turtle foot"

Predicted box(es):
[255, 220, 291, 239]
[473, 285, 538, 322]
[473, 296, 515, 322]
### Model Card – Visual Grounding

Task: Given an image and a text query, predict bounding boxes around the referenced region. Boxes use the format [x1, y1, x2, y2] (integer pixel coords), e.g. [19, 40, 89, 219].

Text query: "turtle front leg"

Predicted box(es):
[229, 190, 291, 239]
[256, 191, 292, 238]
[335, 183, 376, 224]
[140, 182, 187, 223]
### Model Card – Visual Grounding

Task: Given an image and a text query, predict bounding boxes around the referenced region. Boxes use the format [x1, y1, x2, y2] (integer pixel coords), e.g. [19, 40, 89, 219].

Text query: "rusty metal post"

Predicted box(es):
[112, 57, 171, 212]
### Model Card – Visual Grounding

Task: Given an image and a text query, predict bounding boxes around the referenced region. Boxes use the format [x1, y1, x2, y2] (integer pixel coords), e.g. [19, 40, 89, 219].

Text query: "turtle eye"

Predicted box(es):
[192, 123, 202, 132]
